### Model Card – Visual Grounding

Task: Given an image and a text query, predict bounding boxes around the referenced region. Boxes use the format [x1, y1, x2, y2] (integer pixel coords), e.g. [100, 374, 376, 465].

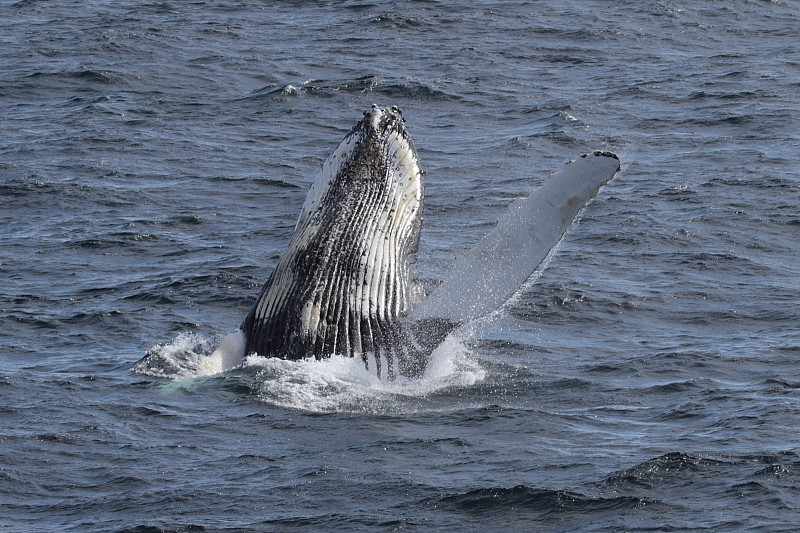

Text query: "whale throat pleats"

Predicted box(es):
[241, 106, 425, 378]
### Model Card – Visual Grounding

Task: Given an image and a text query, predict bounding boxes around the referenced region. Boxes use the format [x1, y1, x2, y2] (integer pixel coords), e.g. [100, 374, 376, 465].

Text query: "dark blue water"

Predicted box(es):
[2, 1, 799, 531]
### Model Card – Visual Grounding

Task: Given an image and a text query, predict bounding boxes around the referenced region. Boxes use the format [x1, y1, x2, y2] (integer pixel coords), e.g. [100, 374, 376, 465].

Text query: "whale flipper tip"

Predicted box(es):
[593, 150, 619, 160]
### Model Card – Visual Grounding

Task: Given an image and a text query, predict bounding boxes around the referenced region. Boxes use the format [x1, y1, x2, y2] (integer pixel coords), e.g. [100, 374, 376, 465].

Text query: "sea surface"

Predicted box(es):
[2, 1, 799, 531]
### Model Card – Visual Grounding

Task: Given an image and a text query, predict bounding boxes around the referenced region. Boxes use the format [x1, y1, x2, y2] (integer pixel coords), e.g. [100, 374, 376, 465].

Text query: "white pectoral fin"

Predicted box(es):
[411, 152, 620, 323]
[201, 329, 247, 375]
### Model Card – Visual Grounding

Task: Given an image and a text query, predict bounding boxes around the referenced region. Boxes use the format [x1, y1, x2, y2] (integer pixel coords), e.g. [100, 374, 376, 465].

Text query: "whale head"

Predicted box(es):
[241, 105, 425, 378]
[297, 104, 423, 234]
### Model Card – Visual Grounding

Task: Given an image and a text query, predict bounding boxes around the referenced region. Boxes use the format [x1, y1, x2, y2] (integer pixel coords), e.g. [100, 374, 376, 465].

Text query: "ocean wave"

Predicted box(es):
[240, 76, 459, 102]
[594, 451, 800, 520]
[26, 69, 118, 85]
[434, 484, 655, 516]
[369, 13, 426, 29]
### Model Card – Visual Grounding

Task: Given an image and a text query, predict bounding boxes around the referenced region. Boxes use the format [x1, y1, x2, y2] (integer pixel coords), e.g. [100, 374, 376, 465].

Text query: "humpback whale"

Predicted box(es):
[205, 105, 620, 379]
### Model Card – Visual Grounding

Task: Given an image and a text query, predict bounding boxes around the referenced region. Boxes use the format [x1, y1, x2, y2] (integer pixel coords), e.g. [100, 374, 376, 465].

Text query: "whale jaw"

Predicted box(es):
[241, 106, 425, 379]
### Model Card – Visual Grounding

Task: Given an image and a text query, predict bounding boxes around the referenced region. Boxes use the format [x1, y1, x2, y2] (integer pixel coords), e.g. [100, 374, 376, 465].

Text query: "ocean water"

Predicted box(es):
[2, 0, 799, 531]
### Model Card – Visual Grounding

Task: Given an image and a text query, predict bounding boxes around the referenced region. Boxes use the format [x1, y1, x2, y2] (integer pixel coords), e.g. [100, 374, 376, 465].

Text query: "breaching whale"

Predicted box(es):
[204, 105, 620, 379]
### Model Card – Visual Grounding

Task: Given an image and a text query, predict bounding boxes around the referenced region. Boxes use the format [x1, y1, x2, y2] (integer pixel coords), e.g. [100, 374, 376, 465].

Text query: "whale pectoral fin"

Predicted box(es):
[397, 318, 458, 378]
[202, 329, 247, 375]
[411, 151, 620, 323]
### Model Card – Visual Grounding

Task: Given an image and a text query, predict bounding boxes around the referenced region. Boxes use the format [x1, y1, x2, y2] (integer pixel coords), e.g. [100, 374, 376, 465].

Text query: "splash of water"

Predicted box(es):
[135, 333, 485, 413]
[133, 332, 218, 379]
[246, 336, 484, 413]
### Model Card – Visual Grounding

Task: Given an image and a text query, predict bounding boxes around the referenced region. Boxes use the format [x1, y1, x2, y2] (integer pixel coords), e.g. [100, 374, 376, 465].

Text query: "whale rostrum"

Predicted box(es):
[241, 105, 432, 378]
[205, 106, 621, 379]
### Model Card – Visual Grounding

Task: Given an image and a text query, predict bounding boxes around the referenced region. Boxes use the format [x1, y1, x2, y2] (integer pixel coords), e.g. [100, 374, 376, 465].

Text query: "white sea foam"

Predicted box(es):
[246, 335, 484, 413]
[136, 332, 485, 413]
[134, 332, 219, 379]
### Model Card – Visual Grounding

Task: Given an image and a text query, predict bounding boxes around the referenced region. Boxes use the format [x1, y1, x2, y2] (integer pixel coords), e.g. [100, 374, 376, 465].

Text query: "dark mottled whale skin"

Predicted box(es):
[241, 105, 442, 378]
[200, 106, 620, 380]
